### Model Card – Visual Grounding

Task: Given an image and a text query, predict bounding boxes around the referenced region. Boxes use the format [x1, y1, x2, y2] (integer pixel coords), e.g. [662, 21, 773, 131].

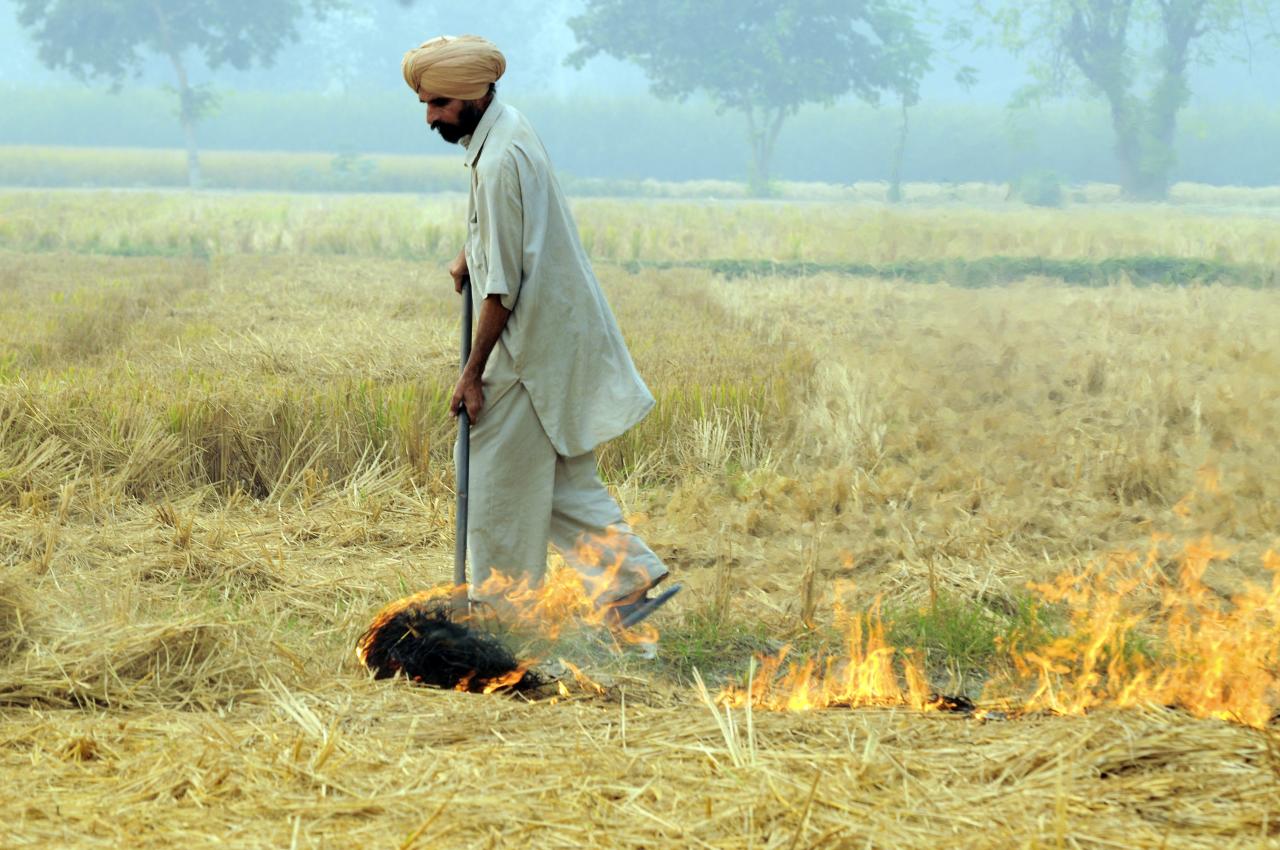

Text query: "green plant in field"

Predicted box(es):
[887, 592, 1000, 672]
[657, 609, 775, 681]
[999, 595, 1061, 657]
[885, 591, 1063, 692]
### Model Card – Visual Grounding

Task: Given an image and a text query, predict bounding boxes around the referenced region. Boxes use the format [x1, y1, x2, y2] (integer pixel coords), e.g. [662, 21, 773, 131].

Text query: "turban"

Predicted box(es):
[402, 35, 506, 100]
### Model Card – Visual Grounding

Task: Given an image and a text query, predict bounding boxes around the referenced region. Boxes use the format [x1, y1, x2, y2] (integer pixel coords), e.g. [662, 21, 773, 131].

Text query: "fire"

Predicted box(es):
[723, 536, 1279, 728]
[468, 526, 661, 648]
[1009, 536, 1280, 728]
[363, 503, 1280, 726]
[719, 600, 937, 712]
[357, 527, 661, 691]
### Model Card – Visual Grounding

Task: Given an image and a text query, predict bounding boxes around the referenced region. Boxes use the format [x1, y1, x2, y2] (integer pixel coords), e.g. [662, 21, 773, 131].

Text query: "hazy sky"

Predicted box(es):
[1, 0, 1276, 104]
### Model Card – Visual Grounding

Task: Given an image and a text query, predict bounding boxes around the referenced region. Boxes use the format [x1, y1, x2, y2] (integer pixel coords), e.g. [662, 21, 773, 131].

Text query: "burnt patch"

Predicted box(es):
[357, 601, 541, 693]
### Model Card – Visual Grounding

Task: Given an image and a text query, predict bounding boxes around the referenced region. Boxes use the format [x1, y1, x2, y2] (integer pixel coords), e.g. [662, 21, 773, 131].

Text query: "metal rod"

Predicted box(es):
[454, 279, 473, 602]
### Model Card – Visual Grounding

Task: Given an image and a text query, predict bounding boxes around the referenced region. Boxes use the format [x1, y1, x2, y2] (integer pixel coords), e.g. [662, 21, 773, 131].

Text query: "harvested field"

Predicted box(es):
[7, 694, 1280, 848]
[1, 190, 1278, 848]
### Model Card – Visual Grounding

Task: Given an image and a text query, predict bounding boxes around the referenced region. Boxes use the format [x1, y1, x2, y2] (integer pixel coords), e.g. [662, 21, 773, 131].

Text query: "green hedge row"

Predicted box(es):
[624, 256, 1278, 288]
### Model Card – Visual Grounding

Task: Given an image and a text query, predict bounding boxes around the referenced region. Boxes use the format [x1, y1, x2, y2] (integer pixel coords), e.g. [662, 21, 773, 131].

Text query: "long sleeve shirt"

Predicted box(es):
[460, 99, 655, 457]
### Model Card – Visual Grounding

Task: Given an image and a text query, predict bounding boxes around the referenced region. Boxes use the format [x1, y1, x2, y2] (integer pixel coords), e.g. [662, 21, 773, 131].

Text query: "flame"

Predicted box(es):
[559, 658, 607, 695]
[480, 666, 533, 695]
[1008, 537, 1280, 727]
[720, 535, 1278, 728]
[719, 599, 937, 712]
[469, 526, 661, 648]
[358, 526, 661, 692]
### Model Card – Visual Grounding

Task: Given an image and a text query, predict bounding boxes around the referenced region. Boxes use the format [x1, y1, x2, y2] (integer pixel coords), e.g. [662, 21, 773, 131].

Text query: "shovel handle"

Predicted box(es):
[454, 279, 473, 596]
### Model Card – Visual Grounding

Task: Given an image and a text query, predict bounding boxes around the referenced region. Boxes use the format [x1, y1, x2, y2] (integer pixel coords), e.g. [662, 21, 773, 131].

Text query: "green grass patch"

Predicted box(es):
[885, 592, 1060, 688]
[656, 610, 776, 682]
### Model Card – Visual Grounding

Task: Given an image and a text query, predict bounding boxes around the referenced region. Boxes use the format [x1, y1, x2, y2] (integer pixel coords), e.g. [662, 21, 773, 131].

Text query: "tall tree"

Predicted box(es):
[567, 0, 930, 196]
[979, 0, 1278, 200]
[13, 0, 339, 187]
[888, 1, 976, 202]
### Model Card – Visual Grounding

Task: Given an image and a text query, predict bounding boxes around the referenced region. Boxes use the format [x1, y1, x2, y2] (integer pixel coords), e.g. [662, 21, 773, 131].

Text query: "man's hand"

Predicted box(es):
[451, 295, 510, 425]
[449, 247, 469, 294]
[451, 368, 485, 422]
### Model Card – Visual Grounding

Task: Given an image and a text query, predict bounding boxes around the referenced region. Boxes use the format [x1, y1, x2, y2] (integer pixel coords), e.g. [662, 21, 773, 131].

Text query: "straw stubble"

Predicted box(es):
[1, 191, 1278, 847]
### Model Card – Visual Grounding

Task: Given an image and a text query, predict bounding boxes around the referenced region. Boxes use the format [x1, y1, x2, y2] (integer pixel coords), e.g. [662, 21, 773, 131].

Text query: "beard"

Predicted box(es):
[431, 100, 486, 145]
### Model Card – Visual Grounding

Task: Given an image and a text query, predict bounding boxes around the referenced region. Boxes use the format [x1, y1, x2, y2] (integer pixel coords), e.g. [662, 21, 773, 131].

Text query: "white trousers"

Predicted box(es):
[456, 382, 668, 605]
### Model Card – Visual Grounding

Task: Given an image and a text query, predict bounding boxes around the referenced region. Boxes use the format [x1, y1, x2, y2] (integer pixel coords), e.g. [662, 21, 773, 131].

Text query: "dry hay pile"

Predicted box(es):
[0, 616, 256, 710]
[0, 679, 1277, 849]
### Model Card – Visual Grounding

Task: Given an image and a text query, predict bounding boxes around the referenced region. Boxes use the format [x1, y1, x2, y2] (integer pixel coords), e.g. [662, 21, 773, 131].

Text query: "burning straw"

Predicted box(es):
[718, 599, 941, 712]
[1008, 536, 1280, 727]
[722, 536, 1280, 728]
[356, 589, 541, 693]
[356, 555, 662, 693]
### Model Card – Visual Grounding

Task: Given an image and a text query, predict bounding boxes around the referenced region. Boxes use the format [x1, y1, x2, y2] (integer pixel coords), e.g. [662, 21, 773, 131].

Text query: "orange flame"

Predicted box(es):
[358, 527, 661, 691]
[470, 526, 661, 648]
[725, 536, 1279, 727]
[719, 599, 937, 712]
[1008, 537, 1280, 727]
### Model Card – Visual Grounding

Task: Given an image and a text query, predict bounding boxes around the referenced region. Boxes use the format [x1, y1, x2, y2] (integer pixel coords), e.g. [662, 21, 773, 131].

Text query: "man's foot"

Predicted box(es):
[603, 581, 683, 632]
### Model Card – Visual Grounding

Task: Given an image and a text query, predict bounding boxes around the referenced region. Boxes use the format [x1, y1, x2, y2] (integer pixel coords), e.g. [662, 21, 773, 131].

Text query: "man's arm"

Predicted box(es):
[450, 292, 512, 422]
[452, 149, 524, 421]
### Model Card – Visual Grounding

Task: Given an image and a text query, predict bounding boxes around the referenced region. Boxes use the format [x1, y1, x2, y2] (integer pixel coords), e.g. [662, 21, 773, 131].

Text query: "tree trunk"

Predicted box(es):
[1105, 96, 1160, 200]
[1068, 0, 1204, 201]
[888, 94, 910, 203]
[744, 106, 786, 197]
[151, 0, 201, 188]
[1130, 0, 1203, 200]
[178, 98, 202, 189]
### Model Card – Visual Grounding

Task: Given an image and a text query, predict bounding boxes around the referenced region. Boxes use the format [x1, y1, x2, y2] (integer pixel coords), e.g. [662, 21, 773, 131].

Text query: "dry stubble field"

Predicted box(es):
[1, 190, 1279, 848]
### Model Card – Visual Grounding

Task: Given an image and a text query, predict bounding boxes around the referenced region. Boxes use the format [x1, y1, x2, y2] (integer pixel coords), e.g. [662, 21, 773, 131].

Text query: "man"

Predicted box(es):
[402, 35, 669, 625]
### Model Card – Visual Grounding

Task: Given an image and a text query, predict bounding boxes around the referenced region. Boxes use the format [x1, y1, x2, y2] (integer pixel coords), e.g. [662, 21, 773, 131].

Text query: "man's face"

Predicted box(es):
[420, 91, 486, 144]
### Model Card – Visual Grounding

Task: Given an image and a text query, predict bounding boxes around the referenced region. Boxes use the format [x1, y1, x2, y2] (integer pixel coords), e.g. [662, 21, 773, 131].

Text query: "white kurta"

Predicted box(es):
[462, 99, 654, 457]
[455, 99, 667, 605]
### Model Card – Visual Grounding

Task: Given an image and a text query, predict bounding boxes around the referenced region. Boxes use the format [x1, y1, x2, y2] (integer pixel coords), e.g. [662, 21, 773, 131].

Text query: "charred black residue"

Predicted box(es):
[358, 601, 541, 693]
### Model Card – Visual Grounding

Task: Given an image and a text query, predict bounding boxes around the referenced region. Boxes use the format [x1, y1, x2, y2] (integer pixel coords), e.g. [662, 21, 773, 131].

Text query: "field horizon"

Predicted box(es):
[6, 146, 1280, 208]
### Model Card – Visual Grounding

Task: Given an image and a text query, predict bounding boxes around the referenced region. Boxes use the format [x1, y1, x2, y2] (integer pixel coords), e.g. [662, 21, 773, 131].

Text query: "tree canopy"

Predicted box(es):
[568, 0, 931, 194]
[978, 0, 1280, 199]
[14, 0, 339, 185]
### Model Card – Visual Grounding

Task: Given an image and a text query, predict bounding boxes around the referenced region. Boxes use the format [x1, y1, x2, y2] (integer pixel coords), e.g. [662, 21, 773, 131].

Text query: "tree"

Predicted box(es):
[13, 0, 339, 187]
[567, 0, 931, 196]
[888, 2, 977, 202]
[979, 0, 1279, 200]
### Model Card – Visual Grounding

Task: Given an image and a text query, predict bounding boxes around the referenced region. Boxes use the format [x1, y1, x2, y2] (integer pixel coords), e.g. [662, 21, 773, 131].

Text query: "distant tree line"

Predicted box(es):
[7, 87, 1277, 190]
[10, 0, 1279, 197]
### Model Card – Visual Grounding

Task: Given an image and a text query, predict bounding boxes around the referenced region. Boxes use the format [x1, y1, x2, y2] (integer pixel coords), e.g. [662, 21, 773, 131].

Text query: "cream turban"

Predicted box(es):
[402, 35, 506, 100]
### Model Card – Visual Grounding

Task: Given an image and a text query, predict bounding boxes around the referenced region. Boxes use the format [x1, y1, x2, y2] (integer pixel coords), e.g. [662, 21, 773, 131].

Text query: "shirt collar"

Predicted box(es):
[462, 98, 505, 167]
